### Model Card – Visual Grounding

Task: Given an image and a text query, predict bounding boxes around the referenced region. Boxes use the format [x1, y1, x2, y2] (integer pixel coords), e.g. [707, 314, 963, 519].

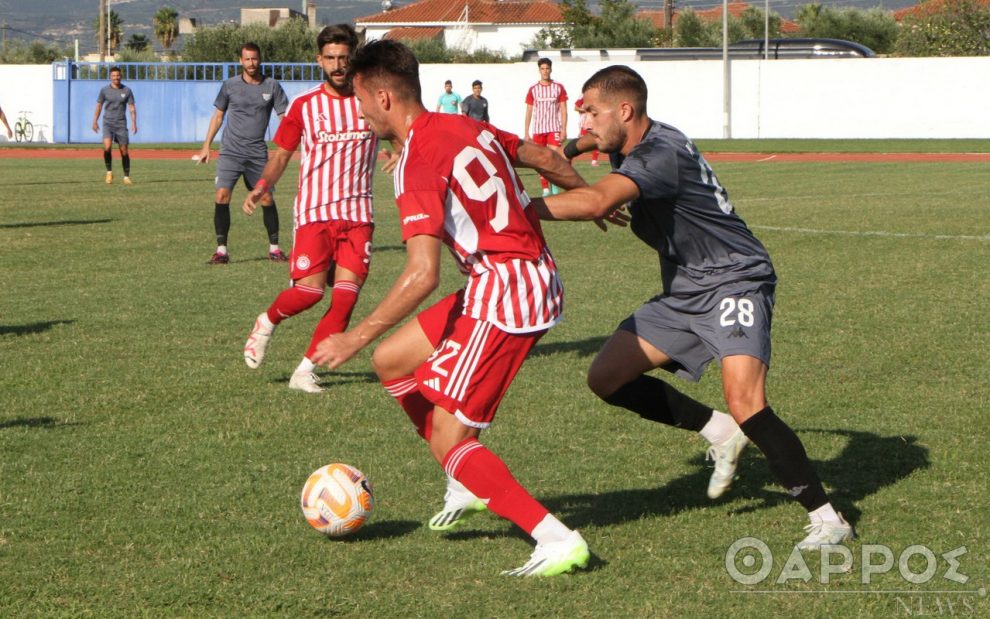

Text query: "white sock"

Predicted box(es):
[269, 244, 279, 253]
[216, 245, 228, 256]
[531, 514, 571, 546]
[257, 312, 275, 331]
[809, 503, 842, 525]
[295, 358, 315, 374]
[699, 410, 739, 445]
[444, 474, 480, 504]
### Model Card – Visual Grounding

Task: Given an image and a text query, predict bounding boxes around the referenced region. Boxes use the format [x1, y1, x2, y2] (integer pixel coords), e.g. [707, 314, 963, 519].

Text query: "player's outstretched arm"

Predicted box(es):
[533, 173, 638, 223]
[313, 234, 442, 369]
[515, 141, 587, 191]
[242, 146, 293, 215]
[197, 108, 225, 163]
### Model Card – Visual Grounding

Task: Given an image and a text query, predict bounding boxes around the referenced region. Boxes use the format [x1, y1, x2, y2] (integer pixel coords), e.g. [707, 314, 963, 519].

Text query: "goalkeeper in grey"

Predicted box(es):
[534, 65, 854, 551]
[198, 42, 290, 265]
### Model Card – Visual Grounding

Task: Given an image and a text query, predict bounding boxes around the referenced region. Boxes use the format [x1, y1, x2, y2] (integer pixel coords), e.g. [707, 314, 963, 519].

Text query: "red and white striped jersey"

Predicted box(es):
[395, 112, 563, 334]
[525, 81, 567, 135]
[274, 85, 378, 227]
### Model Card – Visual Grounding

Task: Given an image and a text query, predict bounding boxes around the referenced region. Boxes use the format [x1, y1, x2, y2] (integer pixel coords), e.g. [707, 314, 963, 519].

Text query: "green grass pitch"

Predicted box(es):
[0, 151, 987, 617]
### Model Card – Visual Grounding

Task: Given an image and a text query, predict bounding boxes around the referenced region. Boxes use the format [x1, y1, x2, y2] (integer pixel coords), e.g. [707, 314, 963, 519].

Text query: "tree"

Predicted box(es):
[182, 20, 317, 63]
[739, 6, 782, 40]
[153, 6, 180, 52]
[794, 4, 899, 54]
[93, 9, 123, 54]
[125, 33, 151, 52]
[894, 0, 990, 56]
[528, 0, 655, 48]
[0, 40, 71, 64]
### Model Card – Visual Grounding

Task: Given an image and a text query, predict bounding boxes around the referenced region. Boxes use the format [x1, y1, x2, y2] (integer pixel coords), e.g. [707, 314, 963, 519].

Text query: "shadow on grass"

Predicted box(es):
[274, 369, 379, 387]
[0, 319, 75, 336]
[531, 335, 608, 359]
[324, 519, 421, 542]
[545, 428, 927, 530]
[0, 219, 113, 229]
[443, 428, 927, 539]
[0, 416, 79, 430]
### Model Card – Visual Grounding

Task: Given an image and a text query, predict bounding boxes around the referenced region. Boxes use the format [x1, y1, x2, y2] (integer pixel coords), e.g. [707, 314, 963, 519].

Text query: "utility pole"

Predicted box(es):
[664, 0, 674, 30]
[98, 0, 106, 61]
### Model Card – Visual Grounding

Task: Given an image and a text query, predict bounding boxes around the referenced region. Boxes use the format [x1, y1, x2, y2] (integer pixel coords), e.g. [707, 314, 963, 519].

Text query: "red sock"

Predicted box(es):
[442, 438, 549, 534]
[304, 281, 360, 359]
[265, 284, 323, 325]
[382, 376, 433, 439]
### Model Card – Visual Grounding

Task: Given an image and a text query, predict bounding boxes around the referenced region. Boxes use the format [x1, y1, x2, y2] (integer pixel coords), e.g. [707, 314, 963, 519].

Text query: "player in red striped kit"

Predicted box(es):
[314, 40, 592, 576]
[524, 57, 568, 196]
[241, 24, 379, 393]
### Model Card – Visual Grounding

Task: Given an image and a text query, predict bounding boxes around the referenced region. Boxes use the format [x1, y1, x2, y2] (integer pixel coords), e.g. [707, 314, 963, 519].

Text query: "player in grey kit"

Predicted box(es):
[198, 42, 290, 264]
[92, 66, 137, 185]
[538, 65, 855, 550]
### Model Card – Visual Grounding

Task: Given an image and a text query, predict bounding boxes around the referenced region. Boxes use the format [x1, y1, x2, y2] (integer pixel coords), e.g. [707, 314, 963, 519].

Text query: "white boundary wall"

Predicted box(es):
[3, 56, 988, 142]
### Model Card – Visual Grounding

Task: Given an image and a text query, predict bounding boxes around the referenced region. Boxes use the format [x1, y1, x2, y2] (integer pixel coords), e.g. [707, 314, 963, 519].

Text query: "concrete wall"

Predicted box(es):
[3, 56, 988, 144]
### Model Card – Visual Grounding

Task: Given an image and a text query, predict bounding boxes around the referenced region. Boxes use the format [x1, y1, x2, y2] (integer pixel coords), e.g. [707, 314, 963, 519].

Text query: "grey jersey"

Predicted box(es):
[214, 74, 289, 159]
[611, 121, 776, 296]
[461, 95, 489, 122]
[97, 84, 135, 128]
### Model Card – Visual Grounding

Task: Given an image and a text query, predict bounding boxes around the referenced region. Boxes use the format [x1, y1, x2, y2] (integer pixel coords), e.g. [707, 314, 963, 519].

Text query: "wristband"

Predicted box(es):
[255, 178, 270, 194]
[563, 139, 581, 160]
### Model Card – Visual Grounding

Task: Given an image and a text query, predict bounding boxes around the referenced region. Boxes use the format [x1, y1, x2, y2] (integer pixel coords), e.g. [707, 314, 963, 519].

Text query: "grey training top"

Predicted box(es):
[461, 95, 489, 123]
[611, 120, 776, 296]
[97, 84, 135, 128]
[214, 74, 289, 159]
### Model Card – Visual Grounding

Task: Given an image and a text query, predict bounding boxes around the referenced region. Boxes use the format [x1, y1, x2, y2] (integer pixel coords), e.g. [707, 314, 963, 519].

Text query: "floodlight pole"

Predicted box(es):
[106, 0, 111, 58]
[765, 0, 770, 60]
[722, 0, 731, 138]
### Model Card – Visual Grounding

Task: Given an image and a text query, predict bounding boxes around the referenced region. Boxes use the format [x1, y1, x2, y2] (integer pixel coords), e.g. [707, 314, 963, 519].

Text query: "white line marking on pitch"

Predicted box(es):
[751, 225, 990, 242]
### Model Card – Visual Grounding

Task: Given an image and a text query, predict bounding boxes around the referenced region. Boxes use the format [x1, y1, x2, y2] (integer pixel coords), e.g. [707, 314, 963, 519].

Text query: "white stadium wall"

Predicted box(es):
[1, 65, 55, 143]
[3, 56, 989, 143]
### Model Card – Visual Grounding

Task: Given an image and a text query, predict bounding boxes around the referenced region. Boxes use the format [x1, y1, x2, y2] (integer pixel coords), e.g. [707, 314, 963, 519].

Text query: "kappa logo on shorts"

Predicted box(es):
[728, 326, 748, 339]
[296, 255, 311, 270]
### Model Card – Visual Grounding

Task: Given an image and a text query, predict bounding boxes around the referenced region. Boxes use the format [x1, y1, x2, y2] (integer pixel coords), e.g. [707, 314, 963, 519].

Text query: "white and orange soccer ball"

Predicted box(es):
[300, 463, 374, 537]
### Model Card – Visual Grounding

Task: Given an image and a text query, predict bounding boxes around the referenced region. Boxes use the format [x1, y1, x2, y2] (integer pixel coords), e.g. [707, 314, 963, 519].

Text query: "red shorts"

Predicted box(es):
[532, 132, 562, 148]
[414, 291, 545, 428]
[290, 220, 373, 281]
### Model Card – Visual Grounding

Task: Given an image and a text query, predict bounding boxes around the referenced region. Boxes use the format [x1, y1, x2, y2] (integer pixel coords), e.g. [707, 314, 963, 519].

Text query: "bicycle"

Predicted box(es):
[14, 111, 33, 143]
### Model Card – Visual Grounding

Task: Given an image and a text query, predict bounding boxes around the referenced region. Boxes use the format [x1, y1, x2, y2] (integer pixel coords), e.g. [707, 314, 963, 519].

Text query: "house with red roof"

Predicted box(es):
[356, 0, 565, 57]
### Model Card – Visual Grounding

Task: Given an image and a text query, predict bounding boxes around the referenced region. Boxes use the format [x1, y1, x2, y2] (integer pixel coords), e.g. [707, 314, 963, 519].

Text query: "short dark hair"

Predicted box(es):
[317, 24, 358, 51]
[347, 39, 422, 102]
[472, 80, 482, 87]
[582, 65, 648, 116]
[444, 80, 452, 86]
[538, 57, 552, 68]
[240, 42, 261, 59]
[109, 66, 121, 75]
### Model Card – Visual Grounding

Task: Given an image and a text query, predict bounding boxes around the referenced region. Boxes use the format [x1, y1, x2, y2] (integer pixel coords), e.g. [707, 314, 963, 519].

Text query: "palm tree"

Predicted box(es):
[153, 7, 180, 52]
[93, 10, 124, 54]
[126, 33, 151, 52]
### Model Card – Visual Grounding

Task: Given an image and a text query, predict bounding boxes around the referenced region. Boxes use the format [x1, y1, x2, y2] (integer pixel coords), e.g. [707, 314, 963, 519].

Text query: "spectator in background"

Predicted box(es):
[435, 80, 462, 114]
[460, 80, 489, 122]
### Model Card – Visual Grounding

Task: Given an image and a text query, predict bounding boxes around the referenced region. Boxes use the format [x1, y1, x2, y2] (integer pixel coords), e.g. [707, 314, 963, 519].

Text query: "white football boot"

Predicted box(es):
[429, 475, 487, 531]
[289, 370, 323, 394]
[501, 530, 590, 577]
[244, 313, 275, 369]
[796, 513, 855, 550]
[706, 429, 749, 499]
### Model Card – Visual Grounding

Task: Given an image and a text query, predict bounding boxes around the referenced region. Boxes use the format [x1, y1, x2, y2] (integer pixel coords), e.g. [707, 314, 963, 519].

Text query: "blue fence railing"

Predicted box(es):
[52, 61, 324, 143]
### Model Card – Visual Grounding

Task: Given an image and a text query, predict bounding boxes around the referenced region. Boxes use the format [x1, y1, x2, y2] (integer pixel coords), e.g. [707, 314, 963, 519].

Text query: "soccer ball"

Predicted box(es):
[300, 463, 374, 537]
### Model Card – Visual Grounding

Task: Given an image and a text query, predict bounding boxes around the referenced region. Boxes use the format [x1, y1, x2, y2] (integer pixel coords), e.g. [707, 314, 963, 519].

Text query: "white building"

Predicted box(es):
[356, 0, 565, 58]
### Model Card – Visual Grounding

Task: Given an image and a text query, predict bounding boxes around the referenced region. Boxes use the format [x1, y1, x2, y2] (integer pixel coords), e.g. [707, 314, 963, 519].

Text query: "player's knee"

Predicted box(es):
[723, 388, 767, 421]
[215, 189, 231, 204]
[586, 363, 619, 400]
[370, 343, 400, 381]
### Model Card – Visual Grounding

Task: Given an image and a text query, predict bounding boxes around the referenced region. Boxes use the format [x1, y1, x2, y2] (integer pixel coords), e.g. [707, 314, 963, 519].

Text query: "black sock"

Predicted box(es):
[103, 150, 112, 171]
[602, 374, 713, 430]
[262, 202, 279, 245]
[122, 154, 130, 176]
[214, 203, 231, 247]
[740, 407, 829, 511]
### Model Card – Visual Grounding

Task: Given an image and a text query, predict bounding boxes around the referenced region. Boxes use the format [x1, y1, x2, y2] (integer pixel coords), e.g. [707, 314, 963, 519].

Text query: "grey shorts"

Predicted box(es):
[215, 155, 269, 192]
[618, 282, 775, 382]
[103, 125, 129, 145]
